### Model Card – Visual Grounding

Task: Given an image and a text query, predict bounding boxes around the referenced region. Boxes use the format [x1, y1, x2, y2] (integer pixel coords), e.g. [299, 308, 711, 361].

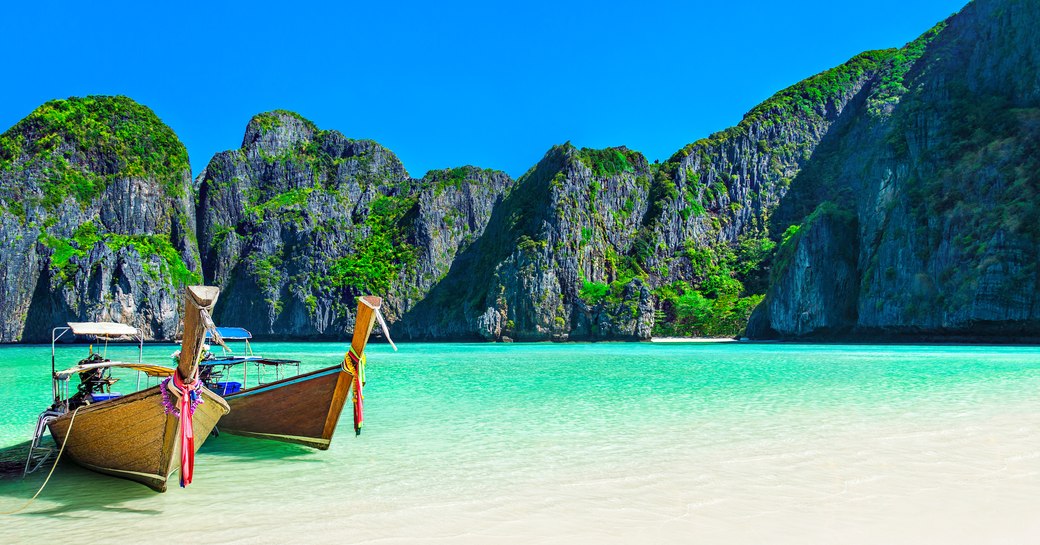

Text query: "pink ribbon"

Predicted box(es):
[164, 372, 202, 487]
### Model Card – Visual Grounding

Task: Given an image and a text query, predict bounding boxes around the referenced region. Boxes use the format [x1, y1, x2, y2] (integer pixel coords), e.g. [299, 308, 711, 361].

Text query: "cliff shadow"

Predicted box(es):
[22, 266, 74, 343]
[769, 78, 879, 233]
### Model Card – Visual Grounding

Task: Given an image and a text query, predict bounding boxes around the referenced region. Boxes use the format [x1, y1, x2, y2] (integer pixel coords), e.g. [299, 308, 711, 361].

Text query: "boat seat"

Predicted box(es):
[90, 393, 122, 402]
[214, 381, 242, 395]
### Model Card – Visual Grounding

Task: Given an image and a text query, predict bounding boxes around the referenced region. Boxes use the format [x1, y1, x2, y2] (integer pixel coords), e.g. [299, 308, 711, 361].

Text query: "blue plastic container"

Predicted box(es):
[90, 393, 122, 402]
[215, 381, 242, 395]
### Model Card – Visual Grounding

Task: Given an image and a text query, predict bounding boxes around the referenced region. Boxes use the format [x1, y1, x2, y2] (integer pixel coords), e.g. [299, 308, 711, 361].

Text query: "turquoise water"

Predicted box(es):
[1, 342, 1039, 544]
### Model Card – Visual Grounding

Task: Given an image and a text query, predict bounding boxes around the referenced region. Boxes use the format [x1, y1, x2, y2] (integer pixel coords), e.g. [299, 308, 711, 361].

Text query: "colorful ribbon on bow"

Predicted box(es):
[346, 347, 366, 436]
[161, 371, 204, 487]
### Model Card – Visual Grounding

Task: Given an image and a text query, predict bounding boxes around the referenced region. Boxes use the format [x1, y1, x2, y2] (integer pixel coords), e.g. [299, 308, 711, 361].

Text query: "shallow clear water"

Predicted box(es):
[1, 342, 1039, 544]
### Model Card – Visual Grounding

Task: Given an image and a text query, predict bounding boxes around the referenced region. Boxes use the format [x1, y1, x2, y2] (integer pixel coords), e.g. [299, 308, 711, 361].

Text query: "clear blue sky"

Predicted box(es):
[0, 0, 966, 179]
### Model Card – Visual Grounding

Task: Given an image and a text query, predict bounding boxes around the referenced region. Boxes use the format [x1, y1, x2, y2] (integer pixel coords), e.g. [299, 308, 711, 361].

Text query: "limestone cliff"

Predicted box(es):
[751, 0, 1040, 340]
[401, 144, 655, 340]
[2, 0, 1037, 343]
[0, 96, 199, 342]
[638, 51, 891, 337]
[195, 111, 512, 337]
[748, 202, 859, 337]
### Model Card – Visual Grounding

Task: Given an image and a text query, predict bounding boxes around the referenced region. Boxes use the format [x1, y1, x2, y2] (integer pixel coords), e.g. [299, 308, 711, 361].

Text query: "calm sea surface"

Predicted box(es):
[1, 342, 1038, 544]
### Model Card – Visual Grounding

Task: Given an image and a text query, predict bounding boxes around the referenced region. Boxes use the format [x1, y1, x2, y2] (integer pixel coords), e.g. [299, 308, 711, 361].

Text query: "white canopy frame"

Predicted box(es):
[51, 322, 144, 406]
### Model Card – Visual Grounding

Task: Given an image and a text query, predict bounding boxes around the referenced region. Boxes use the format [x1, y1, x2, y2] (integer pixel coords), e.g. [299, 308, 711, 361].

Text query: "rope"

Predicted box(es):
[342, 347, 366, 374]
[374, 308, 398, 351]
[343, 304, 398, 436]
[183, 291, 219, 366]
[345, 348, 366, 436]
[172, 372, 200, 487]
[200, 309, 228, 352]
[0, 407, 82, 515]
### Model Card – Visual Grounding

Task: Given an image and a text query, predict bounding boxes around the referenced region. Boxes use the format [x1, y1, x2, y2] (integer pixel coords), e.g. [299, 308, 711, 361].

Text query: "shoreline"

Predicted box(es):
[6, 336, 1040, 347]
[650, 336, 739, 343]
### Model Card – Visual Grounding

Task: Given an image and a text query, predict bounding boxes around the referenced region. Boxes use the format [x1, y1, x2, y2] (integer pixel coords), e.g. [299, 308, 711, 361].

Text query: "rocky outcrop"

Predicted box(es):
[197, 110, 406, 336]
[633, 50, 892, 337]
[397, 166, 513, 318]
[754, 0, 1040, 340]
[400, 144, 656, 341]
[2, 0, 1036, 343]
[0, 96, 199, 342]
[747, 202, 859, 338]
[648, 51, 886, 256]
[196, 111, 512, 337]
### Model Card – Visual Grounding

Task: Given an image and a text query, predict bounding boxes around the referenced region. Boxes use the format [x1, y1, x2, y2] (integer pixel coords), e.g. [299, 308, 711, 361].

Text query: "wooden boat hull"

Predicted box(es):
[218, 366, 353, 450]
[214, 295, 380, 450]
[48, 385, 229, 492]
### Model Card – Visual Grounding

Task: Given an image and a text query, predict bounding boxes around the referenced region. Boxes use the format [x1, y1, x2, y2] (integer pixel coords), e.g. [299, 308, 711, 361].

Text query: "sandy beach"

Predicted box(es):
[651, 337, 739, 343]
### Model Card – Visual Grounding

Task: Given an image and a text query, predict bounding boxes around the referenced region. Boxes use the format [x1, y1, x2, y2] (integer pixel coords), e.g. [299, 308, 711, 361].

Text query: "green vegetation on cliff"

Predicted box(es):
[770, 201, 853, 285]
[0, 94, 199, 342]
[645, 18, 979, 339]
[668, 50, 893, 165]
[867, 20, 948, 116]
[889, 18, 1040, 312]
[651, 237, 772, 338]
[197, 110, 423, 332]
[38, 221, 200, 286]
[252, 109, 318, 134]
[749, 0, 1040, 338]
[575, 147, 639, 177]
[0, 96, 189, 208]
[330, 194, 418, 294]
[631, 51, 894, 338]
[743, 50, 893, 122]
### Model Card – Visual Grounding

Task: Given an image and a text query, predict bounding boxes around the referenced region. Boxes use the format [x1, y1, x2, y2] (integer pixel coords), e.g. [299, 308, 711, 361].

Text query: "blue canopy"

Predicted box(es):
[206, 327, 252, 341]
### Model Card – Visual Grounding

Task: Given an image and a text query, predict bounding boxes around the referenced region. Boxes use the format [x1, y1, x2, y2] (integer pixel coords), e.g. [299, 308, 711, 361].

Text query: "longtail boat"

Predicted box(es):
[193, 327, 303, 395]
[210, 295, 393, 449]
[28, 286, 230, 492]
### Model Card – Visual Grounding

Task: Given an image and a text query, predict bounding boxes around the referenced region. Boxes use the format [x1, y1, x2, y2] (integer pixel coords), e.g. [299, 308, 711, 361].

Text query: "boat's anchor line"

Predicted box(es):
[22, 287, 229, 492]
[1, 407, 82, 515]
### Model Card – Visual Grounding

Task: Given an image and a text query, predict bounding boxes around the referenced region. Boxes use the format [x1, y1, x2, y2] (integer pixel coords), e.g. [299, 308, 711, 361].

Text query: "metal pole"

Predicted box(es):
[51, 328, 57, 403]
[51, 327, 69, 403]
[137, 334, 143, 389]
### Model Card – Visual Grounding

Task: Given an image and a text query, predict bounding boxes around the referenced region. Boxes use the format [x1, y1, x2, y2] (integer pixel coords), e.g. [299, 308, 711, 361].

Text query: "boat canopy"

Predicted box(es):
[54, 361, 176, 379]
[66, 322, 139, 337]
[206, 327, 252, 341]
